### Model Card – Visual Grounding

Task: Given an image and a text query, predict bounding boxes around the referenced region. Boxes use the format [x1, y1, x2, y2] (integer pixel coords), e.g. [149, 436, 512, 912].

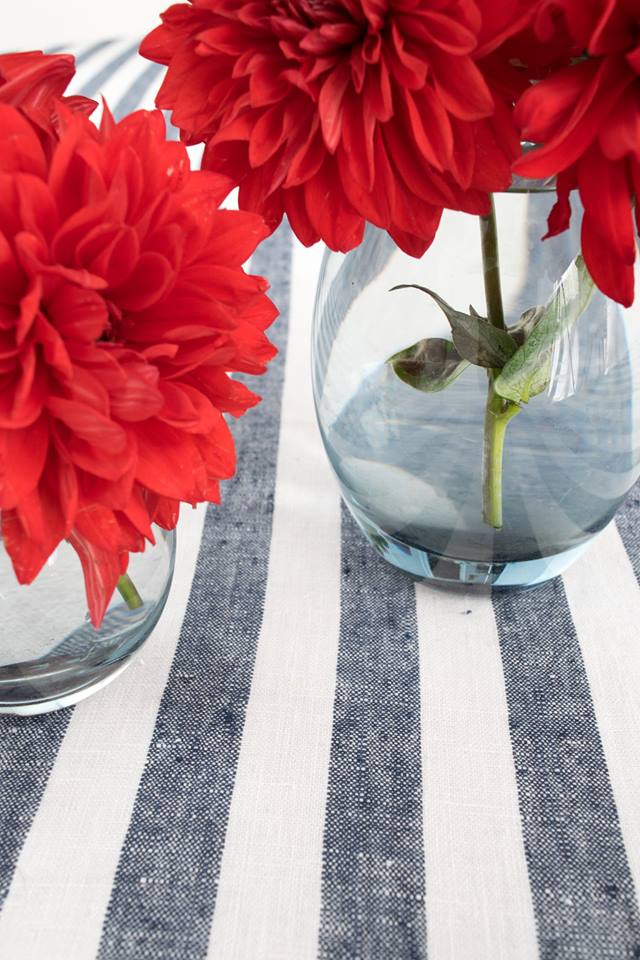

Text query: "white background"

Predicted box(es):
[2, 0, 164, 51]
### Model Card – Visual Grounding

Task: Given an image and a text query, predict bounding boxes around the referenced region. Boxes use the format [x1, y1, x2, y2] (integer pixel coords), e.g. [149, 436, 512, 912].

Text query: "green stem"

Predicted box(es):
[479, 197, 520, 529]
[482, 388, 521, 528]
[479, 196, 506, 332]
[117, 573, 143, 610]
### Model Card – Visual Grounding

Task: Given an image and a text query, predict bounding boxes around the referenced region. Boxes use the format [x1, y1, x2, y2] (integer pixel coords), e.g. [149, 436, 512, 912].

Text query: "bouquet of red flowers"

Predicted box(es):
[138, 0, 640, 530]
[0, 51, 277, 625]
[4, 0, 640, 620]
[141, 0, 640, 308]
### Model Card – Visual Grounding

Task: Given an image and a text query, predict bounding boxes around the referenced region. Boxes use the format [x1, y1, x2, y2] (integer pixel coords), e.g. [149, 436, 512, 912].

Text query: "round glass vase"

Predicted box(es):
[312, 185, 640, 590]
[0, 527, 176, 715]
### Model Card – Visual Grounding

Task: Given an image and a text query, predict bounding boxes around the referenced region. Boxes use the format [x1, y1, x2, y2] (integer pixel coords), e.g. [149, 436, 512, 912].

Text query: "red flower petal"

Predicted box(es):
[112, 252, 176, 311]
[122, 485, 155, 542]
[108, 358, 164, 422]
[304, 159, 364, 252]
[543, 167, 577, 239]
[318, 62, 351, 153]
[0, 104, 47, 176]
[514, 57, 634, 178]
[74, 502, 129, 552]
[146, 491, 180, 530]
[47, 284, 109, 341]
[134, 420, 209, 500]
[200, 209, 270, 266]
[0, 52, 95, 130]
[578, 146, 636, 306]
[68, 530, 125, 627]
[47, 397, 128, 453]
[2, 507, 51, 584]
[0, 415, 49, 509]
[430, 49, 494, 121]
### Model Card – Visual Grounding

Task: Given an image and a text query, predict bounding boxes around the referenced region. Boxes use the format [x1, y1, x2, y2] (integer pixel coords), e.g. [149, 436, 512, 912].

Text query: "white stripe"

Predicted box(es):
[416, 584, 538, 960]
[99, 53, 162, 123]
[69, 38, 136, 94]
[563, 522, 640, 892]
[206, 241, 341, 960]
[0, 504, 207, 960]
[83, 45, 151, 120]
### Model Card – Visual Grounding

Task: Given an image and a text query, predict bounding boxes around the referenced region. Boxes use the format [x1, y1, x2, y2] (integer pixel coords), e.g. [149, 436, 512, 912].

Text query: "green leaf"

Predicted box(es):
[494, 255, 595, 404]
[510, 305, 545, 346]
[391, 284, 518, 369]
[388, 337, 469, 393]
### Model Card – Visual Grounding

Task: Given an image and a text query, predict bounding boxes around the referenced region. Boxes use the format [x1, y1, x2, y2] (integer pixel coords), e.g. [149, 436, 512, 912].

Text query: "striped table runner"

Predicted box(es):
[1, 39, 640, 960]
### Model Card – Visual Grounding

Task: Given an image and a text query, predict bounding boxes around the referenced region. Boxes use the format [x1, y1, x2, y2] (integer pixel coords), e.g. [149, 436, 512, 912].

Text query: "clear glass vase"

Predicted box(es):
[312, 185, 640, 589]
[0, 527, 176, 714]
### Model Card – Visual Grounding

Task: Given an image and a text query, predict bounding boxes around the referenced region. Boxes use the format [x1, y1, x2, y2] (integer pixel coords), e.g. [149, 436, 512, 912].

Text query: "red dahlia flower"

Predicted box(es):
[0, 51, 96, 137]
[0, 103, 276, 625]
[514, 0, 640, 306]
[141, 0, 527, 257]
[478, 3, 576, 102]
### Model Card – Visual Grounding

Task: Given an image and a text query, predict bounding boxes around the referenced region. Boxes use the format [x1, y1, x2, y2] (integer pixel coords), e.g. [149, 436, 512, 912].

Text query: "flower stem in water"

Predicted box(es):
[479, 197, 520, 529]
[482, 385, 521, 529]
[117, 573, 143, 610]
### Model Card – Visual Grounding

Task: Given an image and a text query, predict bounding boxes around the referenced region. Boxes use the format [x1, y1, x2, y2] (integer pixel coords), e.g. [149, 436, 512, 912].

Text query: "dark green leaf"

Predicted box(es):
[388, 337, 469, 393]
[494, 256, 595, 404]
[391, 284, 518, 369]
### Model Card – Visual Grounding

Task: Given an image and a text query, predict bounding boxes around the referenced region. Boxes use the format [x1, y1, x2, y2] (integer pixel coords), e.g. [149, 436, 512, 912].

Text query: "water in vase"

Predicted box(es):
[313, 194, 640, 588]
[322, 349, 636, 586]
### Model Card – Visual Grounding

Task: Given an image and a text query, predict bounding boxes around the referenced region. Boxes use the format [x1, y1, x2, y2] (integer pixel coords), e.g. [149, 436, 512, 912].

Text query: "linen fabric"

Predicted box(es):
[0, 40, 640, 960]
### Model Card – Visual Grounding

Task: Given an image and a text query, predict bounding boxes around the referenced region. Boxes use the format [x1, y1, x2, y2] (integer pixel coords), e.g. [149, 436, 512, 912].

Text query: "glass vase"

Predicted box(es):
[0, 527, 176, 715]
[312, 185, 640, 589]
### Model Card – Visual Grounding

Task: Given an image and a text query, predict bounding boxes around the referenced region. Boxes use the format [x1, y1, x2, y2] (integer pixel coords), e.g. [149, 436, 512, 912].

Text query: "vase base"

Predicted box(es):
[0, 656, 135, 716]
[354, 510, 595, 590]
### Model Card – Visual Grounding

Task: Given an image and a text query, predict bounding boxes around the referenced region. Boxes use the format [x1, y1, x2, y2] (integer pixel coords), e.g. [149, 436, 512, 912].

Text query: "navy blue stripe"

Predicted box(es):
[0, 710, 73, 909]
[113, 61, 163, 120]
[80, 40, 140, 100]
[493, 580, 640, 958]
[615, 480, 640, 585]
[318, 505, 426, 960]
[97, 225, 293, 960]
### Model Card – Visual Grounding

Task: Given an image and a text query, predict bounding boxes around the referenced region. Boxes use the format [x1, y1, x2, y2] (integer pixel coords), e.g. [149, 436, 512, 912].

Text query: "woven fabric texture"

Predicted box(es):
[0, 40, 639, 960]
